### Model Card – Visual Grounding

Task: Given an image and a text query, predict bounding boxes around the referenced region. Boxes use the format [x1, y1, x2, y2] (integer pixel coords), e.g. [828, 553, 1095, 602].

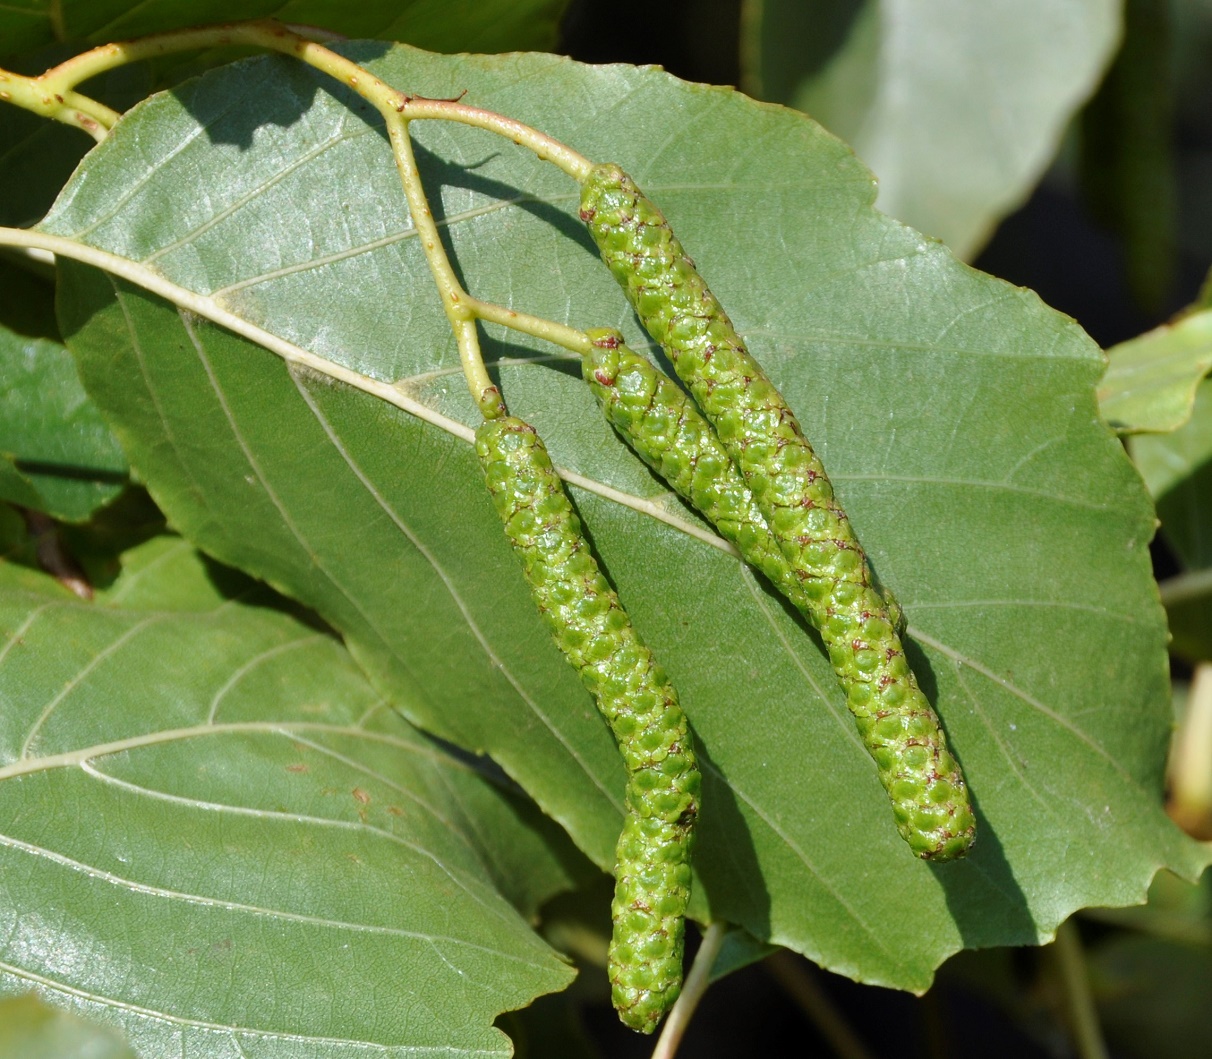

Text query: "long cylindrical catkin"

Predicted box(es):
[579, 165, 975, 861]
[584, 329, 908, 635]
[582, 328, 813, 605]
[475, 415, 700, 1033]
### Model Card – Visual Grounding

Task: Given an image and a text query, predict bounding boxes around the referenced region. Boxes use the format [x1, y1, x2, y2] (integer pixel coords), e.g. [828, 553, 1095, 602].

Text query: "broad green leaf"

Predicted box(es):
[0, 455, 43, 508]
[0, 539, 577, 1055]
[0, 993, 138, 1059]
[0, 1, 567, 59]
[57, 486, 169, 590]
[24, 45, 1208, 991]
[0, 247, 125, 524]
[1101, 310, 1212, 434]
[1129, 378, 1212, 658]
[741, 0, 1122, 257]
[0, 53, 162, 233]
[0, 325, 128, 520]
[1130, 379, 1212, 566]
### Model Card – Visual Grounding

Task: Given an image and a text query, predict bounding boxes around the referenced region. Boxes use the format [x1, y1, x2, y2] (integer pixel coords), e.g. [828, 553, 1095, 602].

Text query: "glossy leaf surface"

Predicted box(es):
[0, 0, 568, 239]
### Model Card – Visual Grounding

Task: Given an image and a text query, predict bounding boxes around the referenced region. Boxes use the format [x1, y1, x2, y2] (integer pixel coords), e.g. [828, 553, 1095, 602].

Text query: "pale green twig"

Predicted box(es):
[28, 20, 593, 177]
[649, 922, 727, 1059]
[1050, 918, 1109, 1059]
[2, 18, 598, 415]
[4, 225, 732, 551]
[0, 67, 117, 139]
[382, 110, 501, 419]
[468, 296, 594, 357]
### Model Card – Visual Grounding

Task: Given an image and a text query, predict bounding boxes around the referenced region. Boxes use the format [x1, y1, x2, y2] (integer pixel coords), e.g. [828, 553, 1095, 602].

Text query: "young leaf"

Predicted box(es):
[1100, 310, 1212, 434]
[1129, 379, 1212, 661]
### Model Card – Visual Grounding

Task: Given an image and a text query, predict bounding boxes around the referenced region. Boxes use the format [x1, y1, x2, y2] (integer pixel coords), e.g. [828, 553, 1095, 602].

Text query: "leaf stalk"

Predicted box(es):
[649, 921, 727, 1059]
[1050, 918, 1110, 1059]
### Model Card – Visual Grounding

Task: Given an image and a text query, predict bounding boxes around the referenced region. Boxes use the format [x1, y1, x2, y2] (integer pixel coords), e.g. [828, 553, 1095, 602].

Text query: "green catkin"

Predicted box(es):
[582, 328, 813, 610]
[579, 164, 976, 861]
[475, 415, 700, 1033]
[581, 328, 908, 634]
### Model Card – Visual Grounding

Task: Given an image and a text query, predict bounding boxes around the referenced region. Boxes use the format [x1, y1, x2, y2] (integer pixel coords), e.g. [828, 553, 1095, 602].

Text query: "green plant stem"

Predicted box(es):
[7, 18, 599, 415]
[467, 296, 594, 357]
[383, 111, 502, 419]
[0, 67, 117, 139]
[32, 20, 593, 178]
[764, 950, 877, 1059]
[0, 18, 601, 413]
[4, 226, 724, 549]
[649, 922, 726, 1059]
[1050, 918, 1110, 1059]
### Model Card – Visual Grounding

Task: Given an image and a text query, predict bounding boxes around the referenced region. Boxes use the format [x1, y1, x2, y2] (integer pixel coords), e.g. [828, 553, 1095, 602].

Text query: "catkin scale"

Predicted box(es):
[579, 165, 975, 861]
[475, 416, 700, 1033]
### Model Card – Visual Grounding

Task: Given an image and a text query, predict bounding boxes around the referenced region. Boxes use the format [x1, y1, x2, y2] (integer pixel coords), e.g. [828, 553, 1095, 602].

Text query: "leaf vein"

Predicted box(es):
[289, 371, 626, 814]
[206, 633, 329, 724]
[0, 831, 551, 969]
[910, 626, 1140, 787]
[697, 760, 903, 969]
[19, 613, 165, 760]
[0, 959, 506, 1054]
[77, 759, 522, 930]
